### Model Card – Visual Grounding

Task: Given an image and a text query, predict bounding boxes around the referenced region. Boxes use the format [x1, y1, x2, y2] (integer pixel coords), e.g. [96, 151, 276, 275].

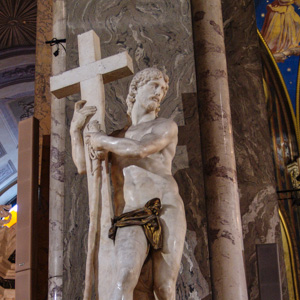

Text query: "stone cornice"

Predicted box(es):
[0, 64, 35, 89]
[0, 46, 35, 60]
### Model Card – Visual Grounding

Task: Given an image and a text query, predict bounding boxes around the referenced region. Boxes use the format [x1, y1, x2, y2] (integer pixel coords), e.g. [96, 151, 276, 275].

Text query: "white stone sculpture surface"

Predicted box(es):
[70, 68, 186, 300]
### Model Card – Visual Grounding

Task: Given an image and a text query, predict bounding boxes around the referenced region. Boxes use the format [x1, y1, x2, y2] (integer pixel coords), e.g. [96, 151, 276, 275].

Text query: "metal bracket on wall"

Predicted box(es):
[45, 38, 66, 57]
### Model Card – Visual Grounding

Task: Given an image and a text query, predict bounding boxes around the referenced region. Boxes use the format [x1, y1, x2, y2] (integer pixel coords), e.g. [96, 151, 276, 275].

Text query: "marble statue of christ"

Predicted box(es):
[70, 68, 186, 300]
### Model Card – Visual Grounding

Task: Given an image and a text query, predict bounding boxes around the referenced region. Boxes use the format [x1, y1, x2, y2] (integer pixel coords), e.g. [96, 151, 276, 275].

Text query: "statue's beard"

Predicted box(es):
[145, 101, 159, 114]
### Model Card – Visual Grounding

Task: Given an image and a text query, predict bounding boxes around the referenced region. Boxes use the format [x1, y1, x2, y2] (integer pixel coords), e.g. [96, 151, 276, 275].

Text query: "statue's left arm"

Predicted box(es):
[86, 119, 177, 158]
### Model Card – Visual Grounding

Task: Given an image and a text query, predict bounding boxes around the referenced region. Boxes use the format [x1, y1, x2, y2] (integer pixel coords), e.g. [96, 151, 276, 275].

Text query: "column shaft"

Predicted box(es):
[191, 1, 248, 299]
[48, 0, 66, 299]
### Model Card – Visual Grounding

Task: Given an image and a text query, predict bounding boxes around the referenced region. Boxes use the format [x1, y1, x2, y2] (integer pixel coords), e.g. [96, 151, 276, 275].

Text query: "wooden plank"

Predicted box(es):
[16, 117, 39, 300]
[36, 135, 50, 300]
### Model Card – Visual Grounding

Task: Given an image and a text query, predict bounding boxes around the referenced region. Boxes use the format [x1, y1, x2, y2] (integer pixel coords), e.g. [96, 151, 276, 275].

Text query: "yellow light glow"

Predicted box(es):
[3, 211, 17, 228]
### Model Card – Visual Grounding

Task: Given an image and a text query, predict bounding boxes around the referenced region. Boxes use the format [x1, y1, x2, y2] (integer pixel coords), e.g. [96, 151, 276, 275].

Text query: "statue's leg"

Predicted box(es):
[133, 257, 155, 300]
[152, 195, 186, 300]
[111, 225, 148, 300]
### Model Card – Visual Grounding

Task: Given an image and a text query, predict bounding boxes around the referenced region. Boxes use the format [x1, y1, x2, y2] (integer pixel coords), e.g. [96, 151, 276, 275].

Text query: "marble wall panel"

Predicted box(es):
[175, 93, 211, 299]
[221, 1, 288, 299]
[63, 0, 211, 299]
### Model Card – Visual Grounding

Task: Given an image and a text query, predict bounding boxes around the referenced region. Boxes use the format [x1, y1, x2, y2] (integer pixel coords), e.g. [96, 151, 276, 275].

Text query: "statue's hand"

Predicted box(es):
[71, 100, 97, 130]
[85, 130, 107, 160]
[85, 121, 107, 151]
[87, 120, 101, 133]
[85, 132, 106, 150]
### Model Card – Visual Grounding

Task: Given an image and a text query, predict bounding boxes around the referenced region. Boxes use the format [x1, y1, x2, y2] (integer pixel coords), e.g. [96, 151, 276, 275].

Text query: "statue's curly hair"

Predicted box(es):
[126, 68, 169, 117]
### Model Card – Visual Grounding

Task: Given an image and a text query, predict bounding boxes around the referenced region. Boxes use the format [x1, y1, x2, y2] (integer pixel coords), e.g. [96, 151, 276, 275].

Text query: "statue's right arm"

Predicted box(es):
[70, 122, 86, 174]
[87, 119, 177, 158]
[70, 100, 97, 174]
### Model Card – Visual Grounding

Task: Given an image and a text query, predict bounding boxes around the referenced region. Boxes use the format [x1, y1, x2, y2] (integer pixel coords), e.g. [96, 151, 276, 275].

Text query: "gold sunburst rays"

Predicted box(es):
[0, 0, 37, 50]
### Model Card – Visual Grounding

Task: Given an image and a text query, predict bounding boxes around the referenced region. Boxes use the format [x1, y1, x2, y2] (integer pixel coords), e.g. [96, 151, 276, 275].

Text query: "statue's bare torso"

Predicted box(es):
[111, 118, 181, 212]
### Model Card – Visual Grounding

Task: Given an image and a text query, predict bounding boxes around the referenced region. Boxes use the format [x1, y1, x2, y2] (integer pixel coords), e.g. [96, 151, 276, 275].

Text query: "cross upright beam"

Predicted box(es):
[50, 30, 134, 300]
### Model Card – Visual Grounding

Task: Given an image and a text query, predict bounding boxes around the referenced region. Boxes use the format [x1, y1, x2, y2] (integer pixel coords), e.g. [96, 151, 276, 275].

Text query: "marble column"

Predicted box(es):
[34, 0, 53, 166]
[48, 0, 66, 299]
[191, 1, 248, 299]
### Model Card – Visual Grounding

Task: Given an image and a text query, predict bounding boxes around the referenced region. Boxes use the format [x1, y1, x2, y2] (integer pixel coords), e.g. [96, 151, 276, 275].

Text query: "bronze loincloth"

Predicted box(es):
[108, 198, 163, 250]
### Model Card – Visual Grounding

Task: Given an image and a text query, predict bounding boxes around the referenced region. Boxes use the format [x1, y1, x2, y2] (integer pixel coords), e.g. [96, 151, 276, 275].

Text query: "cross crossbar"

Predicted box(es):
[50, 51, 133, 99]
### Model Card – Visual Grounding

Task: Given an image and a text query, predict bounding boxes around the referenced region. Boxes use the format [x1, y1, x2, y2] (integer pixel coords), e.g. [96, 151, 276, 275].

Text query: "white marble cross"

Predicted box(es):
[51, 30, 133, 127]
[50, 30, 134, 300]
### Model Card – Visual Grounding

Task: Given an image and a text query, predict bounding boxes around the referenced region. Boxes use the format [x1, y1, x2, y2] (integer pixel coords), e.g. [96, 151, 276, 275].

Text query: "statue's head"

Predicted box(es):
[126, 68, 169, 117]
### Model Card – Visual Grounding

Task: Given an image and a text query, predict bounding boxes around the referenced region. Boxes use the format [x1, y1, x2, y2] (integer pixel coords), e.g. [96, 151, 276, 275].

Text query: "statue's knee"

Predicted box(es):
[155, 281, 175, 300]
[116, 267, 139, 290]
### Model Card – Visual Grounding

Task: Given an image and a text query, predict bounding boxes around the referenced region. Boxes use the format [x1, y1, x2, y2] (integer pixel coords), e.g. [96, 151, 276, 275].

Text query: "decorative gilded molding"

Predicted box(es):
[0, 206, 11, 227]
[0, 286, 15, 300]
[258, 29, 300, 149]
[0, 224, 16, 278]
[279, 208, 300, 300]
[0, 224, 16, 299]
[287, 161, 300, 190]
[19, 100, 34, 121]
[2, 65, 35, 79]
